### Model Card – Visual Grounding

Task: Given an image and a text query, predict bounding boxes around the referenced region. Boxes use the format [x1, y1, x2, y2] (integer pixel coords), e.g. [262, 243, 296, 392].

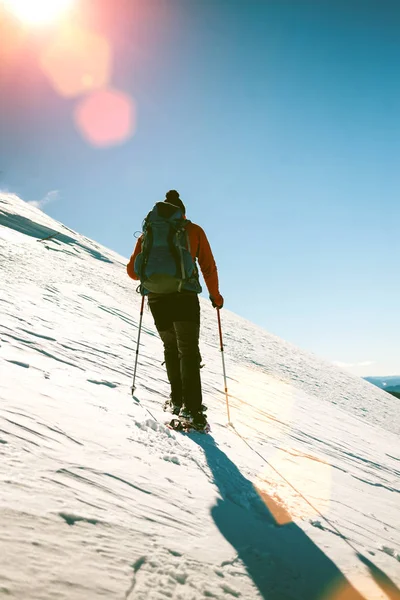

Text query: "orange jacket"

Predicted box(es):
[127, 221, 223, 304]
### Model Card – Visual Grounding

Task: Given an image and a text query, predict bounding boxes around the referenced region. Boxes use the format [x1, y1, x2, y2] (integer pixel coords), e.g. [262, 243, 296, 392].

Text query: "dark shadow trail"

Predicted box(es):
[190, 433, 367, 600]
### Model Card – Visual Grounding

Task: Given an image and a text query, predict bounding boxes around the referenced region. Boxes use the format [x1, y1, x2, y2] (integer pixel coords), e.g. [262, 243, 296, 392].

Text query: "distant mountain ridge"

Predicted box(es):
[384, 385, 400, 399]
[364, 375, 400, 390]
[365, 376, 400, 399]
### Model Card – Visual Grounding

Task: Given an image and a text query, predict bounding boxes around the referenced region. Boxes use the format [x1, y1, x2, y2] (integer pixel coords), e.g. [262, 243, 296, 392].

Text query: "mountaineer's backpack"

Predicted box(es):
[134, 202, 202, 295]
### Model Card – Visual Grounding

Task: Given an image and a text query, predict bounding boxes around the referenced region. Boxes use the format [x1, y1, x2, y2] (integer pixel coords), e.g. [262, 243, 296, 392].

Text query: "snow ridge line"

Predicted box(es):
[229, 422, 362, 555]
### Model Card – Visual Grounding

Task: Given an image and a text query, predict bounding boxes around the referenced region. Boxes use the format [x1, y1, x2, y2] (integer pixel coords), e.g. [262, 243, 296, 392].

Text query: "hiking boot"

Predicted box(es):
[163, 398, 182, 415]
[179, 403, 207, 416]
[179, 405, 208, 426]
[191, 411, 208, 430]
[178, 405, 193, 420]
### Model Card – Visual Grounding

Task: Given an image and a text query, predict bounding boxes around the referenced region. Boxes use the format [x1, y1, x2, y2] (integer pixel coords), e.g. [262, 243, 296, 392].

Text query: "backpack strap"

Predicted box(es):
[173, 224, 188, 291]
[185, 229, 191, 254]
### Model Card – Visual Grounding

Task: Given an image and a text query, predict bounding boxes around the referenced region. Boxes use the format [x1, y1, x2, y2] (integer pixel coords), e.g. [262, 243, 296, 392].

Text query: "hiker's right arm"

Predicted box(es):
[127, 237, 142, 280]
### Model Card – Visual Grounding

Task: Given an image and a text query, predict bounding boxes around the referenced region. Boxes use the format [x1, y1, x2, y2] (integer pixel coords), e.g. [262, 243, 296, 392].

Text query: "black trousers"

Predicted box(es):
[148, 292, 202, 413]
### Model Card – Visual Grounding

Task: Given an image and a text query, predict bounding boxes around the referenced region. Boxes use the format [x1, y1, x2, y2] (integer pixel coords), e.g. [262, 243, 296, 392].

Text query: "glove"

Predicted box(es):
[210, 294, 224, 309]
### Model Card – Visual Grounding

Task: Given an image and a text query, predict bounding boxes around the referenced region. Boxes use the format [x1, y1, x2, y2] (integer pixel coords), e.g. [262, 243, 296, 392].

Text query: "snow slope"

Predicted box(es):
[0, 192, 399, 600]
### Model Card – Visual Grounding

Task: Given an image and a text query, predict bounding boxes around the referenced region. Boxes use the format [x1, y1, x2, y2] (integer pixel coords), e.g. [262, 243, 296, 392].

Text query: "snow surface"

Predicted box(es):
[0, 192, 399, 600]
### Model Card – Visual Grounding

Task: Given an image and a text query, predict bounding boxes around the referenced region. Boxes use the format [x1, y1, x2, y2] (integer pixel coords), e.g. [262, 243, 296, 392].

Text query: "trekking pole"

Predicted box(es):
[131, 296, 145, 397]
[217, 308, 231, 424]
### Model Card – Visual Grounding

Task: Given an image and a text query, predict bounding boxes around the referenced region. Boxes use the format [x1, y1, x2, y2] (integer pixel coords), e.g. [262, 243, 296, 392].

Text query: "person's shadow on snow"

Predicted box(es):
[357, 554, 400, 600]
[190, 432, 368, 600]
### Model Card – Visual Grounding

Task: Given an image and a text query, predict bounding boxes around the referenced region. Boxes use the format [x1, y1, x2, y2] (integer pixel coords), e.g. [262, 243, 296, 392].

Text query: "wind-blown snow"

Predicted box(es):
[0, 192, 399, 600]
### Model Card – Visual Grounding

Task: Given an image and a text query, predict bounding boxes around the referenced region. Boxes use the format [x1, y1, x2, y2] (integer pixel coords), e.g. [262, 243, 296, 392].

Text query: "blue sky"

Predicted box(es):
[1, 0, 399, 376]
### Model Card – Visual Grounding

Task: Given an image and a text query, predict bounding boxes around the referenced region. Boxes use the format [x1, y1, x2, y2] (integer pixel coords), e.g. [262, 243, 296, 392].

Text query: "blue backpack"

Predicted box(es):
[134, 202, 202, 295]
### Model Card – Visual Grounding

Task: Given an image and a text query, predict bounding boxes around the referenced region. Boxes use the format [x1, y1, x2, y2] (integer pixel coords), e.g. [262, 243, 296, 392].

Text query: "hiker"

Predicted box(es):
[127, 190, 223, 429]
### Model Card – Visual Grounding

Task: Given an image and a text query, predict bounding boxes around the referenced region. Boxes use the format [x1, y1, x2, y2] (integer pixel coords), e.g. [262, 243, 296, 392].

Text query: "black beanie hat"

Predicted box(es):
[165, 190, 186, 214]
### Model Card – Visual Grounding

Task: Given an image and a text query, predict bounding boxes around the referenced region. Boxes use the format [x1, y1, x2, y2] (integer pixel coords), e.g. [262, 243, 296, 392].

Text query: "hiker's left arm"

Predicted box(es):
[196, 227, 223, 307]
[126, 237, 142, 280]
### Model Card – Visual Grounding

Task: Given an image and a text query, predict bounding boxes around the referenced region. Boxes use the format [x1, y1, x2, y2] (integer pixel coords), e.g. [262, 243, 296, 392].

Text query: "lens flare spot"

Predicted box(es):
[254, 486, 293, 525]
[3, 0, 74, 26]
[324, 574, 389, 600]
[74, 89, 135, 147]
[82, 74, 94, 88]
[40, 26, 111, 97]
[0, 15, 26, 66]
[226, 365, 296, 439]
[256, 448, 332, 521]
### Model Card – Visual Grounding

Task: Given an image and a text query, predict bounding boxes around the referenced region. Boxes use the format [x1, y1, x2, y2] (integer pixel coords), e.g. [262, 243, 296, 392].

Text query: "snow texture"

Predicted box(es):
[0, 192, 399, 600]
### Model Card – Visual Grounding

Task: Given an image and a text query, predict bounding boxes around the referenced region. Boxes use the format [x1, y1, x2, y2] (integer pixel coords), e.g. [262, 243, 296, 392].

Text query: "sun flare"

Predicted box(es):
[4, 0, 74, 26]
